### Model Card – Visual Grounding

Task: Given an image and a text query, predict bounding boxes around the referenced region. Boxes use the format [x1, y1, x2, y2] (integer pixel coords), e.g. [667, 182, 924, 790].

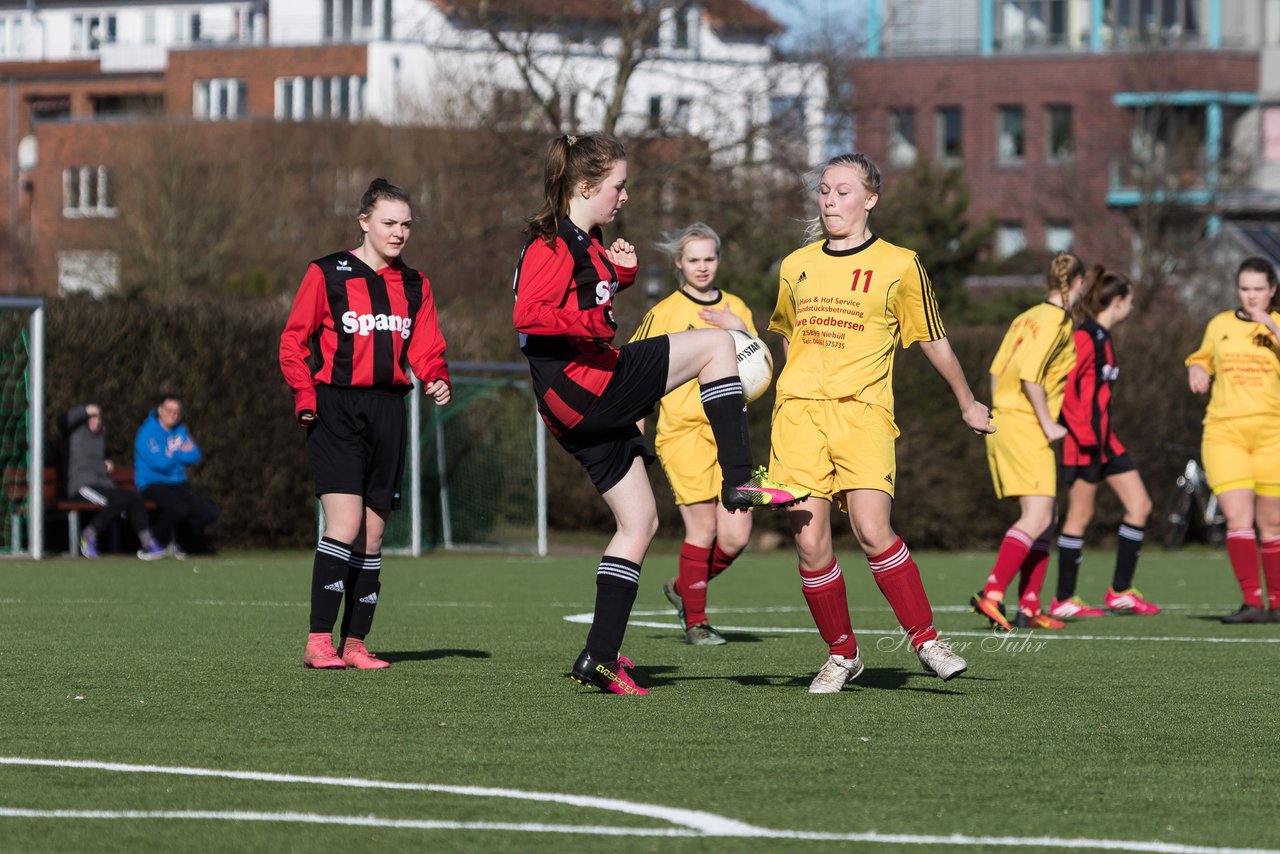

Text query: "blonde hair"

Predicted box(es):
[1047, 251, 1084, 308]
[802, 153, 882, 245]
[654, 222, 721, 286]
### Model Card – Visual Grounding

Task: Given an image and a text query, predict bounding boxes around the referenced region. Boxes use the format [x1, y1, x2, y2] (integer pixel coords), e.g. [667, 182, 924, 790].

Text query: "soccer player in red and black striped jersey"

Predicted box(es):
[1053, 266, 1159, 618]
[513, 133, 808, 696]
[280, 178, 451, 670]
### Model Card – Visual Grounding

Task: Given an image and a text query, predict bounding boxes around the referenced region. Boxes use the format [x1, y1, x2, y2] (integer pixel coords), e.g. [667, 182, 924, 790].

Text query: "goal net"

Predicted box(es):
[378, 362, 547, 556]
[0, 298, 45, 559]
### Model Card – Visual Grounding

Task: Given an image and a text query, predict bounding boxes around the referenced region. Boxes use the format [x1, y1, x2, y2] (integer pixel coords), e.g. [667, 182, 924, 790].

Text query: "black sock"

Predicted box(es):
[586, 555, 641, 661]
[309, 536, 352, 633]
[1113, 524, 1144, 591]
[1056, 533, 1084, 601]
[699, 377, 751, 485]
[343, 553, 382, 641]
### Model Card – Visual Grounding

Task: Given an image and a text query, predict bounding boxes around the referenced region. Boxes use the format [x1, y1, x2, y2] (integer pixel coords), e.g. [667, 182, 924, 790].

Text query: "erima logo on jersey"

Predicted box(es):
[336, 259, 352, 272]
[594, 280, 617, 305]
[342, 310, 413, 339]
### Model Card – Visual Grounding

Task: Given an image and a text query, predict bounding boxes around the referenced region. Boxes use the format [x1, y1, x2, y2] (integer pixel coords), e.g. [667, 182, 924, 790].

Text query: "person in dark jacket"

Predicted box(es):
[63, 402, 165, 560]
[134, 395, 220, 558]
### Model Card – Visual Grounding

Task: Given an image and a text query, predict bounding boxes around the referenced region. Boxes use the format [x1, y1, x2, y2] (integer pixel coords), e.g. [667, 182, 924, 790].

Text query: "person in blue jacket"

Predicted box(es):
[134, 394, 220, 557]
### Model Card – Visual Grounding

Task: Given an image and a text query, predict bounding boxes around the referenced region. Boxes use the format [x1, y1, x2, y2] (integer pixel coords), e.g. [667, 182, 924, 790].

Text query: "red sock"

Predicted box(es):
[677, 542, 713, 627]
[1017, 538, 1052, 613]
[868, 538, 937, 649]
[1261, 537, 1280, 609]
[708, 544, 737, 581]
[984, 527, 1034, 598]
[800, 558, 856, 657]
[1226, 529, 1263, 607]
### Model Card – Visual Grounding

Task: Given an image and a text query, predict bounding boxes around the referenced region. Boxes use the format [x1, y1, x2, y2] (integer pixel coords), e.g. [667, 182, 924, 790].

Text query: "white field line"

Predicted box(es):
[567, 610, 1280, 645]
[0, 759, 1276, 853]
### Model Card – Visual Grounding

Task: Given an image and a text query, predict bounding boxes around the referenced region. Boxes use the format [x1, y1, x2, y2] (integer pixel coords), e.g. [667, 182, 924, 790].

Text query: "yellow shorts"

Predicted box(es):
[768, 397, 899, 504]
[655, 423, 720, 506]
[1202, 414, 1280, 497]
[986, 411, 1056, 499]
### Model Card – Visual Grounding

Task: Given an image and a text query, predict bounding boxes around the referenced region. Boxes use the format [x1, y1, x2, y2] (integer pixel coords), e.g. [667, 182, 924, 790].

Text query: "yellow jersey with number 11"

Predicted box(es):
[768, 235, 944, 421]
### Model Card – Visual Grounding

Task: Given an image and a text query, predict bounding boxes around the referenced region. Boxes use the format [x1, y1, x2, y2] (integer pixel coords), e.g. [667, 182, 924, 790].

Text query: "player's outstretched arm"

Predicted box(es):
[918, 337, 994, 435]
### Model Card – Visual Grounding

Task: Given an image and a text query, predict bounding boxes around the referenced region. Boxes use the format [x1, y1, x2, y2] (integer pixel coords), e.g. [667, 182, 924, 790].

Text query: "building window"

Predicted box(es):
[71, 14, 116, 53]
[888, 108, 916, 167]
[172, 10, 201, 44]
[997, 106, 1025, 164]
[649, 96, 662, 131]
[194, 79, 247, 120]
[999, 0, 1068, 49]
[143, 12, 157, 44]
[277, 76, 366, 121]
[673, 97, 692, 129]
[674, 8, 691, 48]
[936, 106, 962, 161]
[1046, 105, 1073, 162]
[0, 15, 25, 57]
[1045, 221, 1073, 252]
[63, 166, 116, 218]
[995, 222, 1026, 258]
[1268, 0, 1280, 46]
[1107, 0, 1199, 46]
[58, 251, 120, 296]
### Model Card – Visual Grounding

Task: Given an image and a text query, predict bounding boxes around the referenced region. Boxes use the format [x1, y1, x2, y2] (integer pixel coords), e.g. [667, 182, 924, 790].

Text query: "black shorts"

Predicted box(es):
[1062, 451, 1136, 486]
[559, 336, 670, 494]
[307, 384, 408, 510]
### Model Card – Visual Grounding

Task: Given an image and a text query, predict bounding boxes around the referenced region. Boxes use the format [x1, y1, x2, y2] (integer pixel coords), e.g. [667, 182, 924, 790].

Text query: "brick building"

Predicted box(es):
[0, 0, 820, 295]
[851, 0, 1279, 276]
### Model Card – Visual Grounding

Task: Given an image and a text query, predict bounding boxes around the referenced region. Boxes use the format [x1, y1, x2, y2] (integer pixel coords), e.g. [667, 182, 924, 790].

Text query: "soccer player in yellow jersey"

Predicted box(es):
[1186, 257, 1280, 624]
[631, 223, 757, 645]
[971, 252, 1086, 632]
[768, 153, 994, 693]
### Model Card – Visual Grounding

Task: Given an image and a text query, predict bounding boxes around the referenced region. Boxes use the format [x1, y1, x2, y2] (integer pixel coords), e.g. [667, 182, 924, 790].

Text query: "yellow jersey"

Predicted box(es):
[768, 235, 944, 418]
[630, 288, 757, 438]
[1185, 310, 1280, 423]
[989, 302, 1074, 421]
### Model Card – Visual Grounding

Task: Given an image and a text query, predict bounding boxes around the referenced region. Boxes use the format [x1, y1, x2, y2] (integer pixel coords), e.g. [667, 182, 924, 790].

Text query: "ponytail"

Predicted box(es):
[526, 132, 627, 246]
[1080, 265, 1133, 319]
[1047, 251, 1084, 309]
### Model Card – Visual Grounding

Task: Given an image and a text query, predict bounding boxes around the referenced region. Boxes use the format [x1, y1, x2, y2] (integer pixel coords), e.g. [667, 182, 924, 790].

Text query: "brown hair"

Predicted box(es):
[527, 133, 627, 246]
[1237, 256, 1280, 311]
[803, 152, 882, 244]
[356, 178, 411, 241]
[1080, 265, 1133, 319]
[1047, 251, 1084, 308]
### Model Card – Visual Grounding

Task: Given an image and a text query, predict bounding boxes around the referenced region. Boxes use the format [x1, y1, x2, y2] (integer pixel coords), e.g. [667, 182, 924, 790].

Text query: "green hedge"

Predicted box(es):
[39, 296, 1210, 551]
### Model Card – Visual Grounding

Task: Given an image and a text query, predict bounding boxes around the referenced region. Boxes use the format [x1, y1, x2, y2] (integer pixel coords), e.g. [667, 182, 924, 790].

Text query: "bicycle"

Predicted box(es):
[1160, 444, 1226, 548]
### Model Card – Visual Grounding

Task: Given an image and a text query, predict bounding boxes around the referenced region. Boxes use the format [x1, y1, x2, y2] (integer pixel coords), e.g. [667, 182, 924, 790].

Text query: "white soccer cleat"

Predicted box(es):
[917, 639, 967, 681]
[807, 653, 864, 694]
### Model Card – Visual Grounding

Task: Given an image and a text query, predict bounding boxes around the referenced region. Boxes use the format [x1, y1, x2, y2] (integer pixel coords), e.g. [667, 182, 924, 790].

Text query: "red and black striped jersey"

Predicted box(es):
[279, 250, 449, 418]
[1061, 317, 1125, 460]
[512, 220, 637, 434]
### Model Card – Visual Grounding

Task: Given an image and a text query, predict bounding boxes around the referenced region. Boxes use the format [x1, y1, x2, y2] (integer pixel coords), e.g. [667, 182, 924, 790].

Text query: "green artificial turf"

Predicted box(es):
[1, 545, 1277, 853]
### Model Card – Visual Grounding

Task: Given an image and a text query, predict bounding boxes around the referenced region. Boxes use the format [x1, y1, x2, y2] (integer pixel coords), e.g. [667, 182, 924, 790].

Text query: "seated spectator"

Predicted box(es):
[62, 402, 165, 560]
[134, 395, 220, 557]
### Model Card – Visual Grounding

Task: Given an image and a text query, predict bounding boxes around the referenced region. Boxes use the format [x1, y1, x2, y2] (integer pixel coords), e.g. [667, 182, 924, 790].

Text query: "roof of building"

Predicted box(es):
[430, 0, 778, 35]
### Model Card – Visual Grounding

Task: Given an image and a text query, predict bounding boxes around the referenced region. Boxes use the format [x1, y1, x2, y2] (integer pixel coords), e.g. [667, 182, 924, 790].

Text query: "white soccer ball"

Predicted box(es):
[728, 329, 774, 403]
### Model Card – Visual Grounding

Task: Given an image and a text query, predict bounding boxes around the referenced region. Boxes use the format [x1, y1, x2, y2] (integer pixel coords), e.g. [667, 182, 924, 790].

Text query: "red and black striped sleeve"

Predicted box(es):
[406, 276, 449, 388]
[279, 263, 328, 418]
[1061, 328, 1098, 448]
[513, 237, 616, 338]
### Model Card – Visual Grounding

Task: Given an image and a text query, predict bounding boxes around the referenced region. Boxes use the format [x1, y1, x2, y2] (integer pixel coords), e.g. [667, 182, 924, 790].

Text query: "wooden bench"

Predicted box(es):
[6, 465, 157, 556]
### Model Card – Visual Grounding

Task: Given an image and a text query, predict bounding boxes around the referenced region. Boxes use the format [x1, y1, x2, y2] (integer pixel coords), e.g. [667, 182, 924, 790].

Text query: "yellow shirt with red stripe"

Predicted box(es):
[768, 235, 944, 422]
[1185, 310, 1280, 423]
[988, 302, 1075, 421]
[630, 288, 757, 440]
